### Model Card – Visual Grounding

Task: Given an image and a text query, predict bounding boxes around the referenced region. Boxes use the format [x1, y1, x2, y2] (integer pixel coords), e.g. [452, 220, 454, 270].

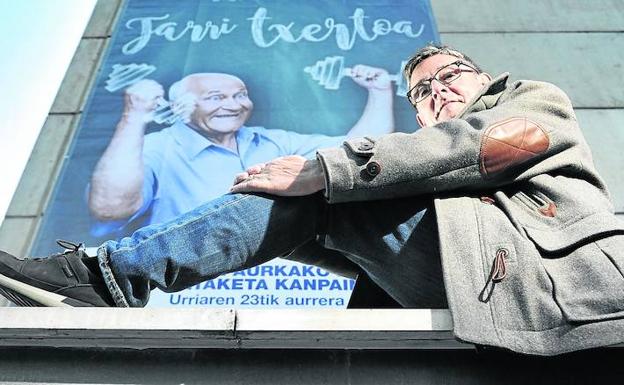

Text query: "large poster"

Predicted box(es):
[32, 0, 439, 308]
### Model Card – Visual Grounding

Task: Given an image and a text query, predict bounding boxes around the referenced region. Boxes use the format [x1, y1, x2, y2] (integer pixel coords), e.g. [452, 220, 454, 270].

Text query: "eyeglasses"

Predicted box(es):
[406, 60, 480, 109]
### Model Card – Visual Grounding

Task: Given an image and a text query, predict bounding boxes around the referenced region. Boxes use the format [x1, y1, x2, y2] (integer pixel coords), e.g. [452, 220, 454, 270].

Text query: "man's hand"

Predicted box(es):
[123, 79, 165, 123]
[349, 64, 392, 91]
[231, 156, 325, 196]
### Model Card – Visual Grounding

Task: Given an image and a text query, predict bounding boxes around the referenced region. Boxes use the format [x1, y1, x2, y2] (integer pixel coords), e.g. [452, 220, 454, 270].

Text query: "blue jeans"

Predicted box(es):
[97, 193, 445, 307]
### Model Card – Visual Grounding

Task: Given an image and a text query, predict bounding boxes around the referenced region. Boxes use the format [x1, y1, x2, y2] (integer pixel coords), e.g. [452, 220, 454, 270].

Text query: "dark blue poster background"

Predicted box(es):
[32, 0, 439, 307]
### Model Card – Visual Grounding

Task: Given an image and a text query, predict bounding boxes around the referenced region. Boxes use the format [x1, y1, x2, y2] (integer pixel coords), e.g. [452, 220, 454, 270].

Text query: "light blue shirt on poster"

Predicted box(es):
[90, 121, 346, 237]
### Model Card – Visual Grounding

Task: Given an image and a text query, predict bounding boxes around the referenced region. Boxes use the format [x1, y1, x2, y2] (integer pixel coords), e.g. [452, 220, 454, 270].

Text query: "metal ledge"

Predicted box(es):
[0, 308, 468, 350]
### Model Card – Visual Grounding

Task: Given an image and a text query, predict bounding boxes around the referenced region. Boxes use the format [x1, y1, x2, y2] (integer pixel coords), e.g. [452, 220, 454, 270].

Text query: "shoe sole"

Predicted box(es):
[0, 272, 90, 307]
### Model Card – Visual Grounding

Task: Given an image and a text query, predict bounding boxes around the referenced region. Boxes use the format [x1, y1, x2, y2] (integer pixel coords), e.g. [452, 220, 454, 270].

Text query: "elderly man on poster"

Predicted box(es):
[88, 65, 396, 237]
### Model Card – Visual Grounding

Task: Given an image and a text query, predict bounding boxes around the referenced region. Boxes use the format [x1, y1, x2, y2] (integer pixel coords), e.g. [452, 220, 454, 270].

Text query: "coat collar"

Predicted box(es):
[457, 72, 510, 119]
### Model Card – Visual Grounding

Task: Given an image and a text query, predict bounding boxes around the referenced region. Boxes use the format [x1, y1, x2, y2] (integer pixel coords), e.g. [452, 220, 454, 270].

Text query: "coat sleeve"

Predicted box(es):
[316, 80, 586, 203]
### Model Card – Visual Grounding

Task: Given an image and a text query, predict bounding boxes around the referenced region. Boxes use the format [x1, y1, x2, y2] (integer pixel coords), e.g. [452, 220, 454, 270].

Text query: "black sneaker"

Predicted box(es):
[0, 240, 115, 307]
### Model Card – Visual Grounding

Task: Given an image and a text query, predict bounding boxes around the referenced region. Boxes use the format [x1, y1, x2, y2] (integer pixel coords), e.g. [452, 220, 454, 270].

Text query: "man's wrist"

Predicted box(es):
[304, 159, 326, 193]
[121, 110, 151, 125]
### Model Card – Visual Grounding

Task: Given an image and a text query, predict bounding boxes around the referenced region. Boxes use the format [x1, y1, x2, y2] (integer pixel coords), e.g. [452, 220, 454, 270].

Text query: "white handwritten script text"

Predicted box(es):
[122, 7, 425, 54]
[123, 14, 238, 54]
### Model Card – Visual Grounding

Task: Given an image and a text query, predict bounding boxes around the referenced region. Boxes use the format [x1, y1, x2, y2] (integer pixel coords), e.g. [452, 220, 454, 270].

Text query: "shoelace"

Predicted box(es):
[56, 239, 85, 254]
[479, 248, 508, 303]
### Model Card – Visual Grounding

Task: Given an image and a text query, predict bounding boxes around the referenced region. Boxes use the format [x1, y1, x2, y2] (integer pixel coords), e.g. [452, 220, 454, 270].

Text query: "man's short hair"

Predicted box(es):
[403, 44, 483, 81]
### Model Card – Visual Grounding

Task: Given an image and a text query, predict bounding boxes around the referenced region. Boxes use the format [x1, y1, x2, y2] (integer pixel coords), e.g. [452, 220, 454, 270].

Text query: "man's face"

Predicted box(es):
[409, 54, 491, 127]
[186, 74, 253, 136]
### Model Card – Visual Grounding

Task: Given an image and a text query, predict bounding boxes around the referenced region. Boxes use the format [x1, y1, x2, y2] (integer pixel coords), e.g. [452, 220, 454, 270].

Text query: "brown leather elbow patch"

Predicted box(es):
[480, 117, 549, 177]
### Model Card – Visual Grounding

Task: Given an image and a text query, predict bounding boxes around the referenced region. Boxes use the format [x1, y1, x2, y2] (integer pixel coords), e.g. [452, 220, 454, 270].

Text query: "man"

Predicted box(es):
[89, 67, 395, 237]
[1, 45, 623, 355]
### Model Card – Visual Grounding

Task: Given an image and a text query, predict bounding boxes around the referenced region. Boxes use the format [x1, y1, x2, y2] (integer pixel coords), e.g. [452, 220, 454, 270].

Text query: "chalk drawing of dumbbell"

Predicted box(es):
[151, 93, 195, 125]
[303, 56, 408, 97]
[105, 63, 193, 125]
[105, 63, 156, 92]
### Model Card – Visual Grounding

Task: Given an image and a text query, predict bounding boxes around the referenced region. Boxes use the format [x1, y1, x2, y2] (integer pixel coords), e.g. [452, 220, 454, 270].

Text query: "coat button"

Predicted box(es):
[358, 142, 373, 151]
[365, 161, 381, 177]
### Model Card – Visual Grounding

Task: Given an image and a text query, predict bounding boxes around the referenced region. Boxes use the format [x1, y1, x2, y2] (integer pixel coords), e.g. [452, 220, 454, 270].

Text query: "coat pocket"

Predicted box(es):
[524, 212, 624, 322]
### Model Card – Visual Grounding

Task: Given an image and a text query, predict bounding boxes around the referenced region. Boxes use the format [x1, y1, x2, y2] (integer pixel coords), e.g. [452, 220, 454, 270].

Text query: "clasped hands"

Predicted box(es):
[231, 156, 325, 196]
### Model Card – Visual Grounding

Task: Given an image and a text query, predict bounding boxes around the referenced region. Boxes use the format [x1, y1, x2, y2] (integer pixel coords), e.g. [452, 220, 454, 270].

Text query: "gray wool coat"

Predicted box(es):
[316, 73, 624, 355]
